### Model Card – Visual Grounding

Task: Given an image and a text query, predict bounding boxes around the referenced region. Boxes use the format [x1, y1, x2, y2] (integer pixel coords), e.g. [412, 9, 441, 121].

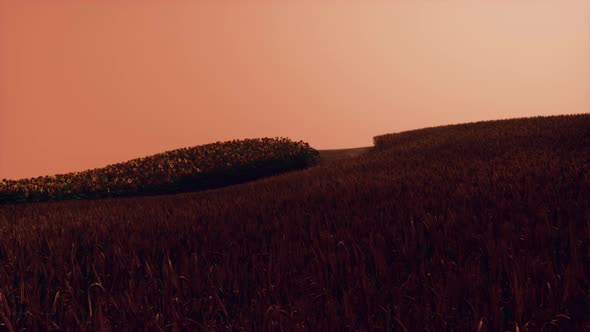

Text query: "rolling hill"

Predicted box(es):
[0, 138, 319, 203]
[0, 114, 588, 331]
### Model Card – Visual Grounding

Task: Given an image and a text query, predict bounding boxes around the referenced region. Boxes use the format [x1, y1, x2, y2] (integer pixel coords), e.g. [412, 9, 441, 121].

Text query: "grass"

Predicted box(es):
[0, 113, 588, 331]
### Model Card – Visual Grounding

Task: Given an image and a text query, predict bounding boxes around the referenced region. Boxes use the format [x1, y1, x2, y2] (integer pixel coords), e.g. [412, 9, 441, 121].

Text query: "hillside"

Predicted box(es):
[0, 138, 319, 203]
[0, 114, 589, 331]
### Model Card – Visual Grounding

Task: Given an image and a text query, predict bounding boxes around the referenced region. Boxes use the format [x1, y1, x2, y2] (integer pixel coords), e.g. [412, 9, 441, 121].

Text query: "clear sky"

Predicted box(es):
[1, 1, 589, 180]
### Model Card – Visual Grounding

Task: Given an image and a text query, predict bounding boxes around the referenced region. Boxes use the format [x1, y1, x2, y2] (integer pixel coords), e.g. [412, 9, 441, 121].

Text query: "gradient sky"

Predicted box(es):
[1, 1, 589, 180]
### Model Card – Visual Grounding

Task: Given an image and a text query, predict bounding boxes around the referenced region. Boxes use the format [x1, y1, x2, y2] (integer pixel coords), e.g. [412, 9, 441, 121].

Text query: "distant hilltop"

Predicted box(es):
[0, 137, 319, 203]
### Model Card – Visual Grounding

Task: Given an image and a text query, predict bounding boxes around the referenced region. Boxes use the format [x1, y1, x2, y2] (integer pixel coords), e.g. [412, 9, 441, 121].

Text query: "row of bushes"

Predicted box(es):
[0, 138, 320, 203]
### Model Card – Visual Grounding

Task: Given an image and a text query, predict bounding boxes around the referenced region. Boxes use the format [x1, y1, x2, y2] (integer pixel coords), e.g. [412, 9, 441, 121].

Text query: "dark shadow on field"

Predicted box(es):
[173, 157, 313, 193]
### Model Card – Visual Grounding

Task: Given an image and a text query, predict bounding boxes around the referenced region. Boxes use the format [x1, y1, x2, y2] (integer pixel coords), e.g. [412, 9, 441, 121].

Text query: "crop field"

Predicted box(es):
[0, 138, 319, 204]
[0, 114, 589, 331]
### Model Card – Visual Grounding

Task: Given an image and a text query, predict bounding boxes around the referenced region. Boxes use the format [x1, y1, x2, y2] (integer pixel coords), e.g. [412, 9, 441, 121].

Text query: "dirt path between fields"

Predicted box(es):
[316, 146, 372, 166]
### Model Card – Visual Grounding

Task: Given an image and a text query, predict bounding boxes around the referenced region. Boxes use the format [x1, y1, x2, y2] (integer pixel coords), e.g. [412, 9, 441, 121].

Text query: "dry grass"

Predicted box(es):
[0, 113, 589, 331]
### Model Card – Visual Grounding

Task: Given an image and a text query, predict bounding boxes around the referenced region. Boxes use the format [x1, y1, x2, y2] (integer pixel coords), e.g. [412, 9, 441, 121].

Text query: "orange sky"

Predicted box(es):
[1, 1, 589, 180]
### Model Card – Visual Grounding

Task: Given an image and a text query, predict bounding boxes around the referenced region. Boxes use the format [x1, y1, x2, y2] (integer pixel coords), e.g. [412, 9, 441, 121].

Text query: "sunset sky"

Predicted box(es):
[1, 1, 589, 180]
